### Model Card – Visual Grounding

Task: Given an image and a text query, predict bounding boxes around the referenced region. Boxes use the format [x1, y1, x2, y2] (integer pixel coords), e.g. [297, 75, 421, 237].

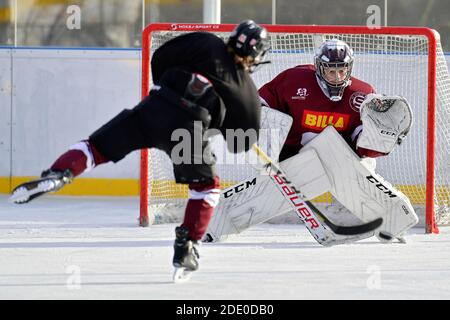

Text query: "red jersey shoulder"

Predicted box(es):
[348, 76, 376, 94]
[264, 64, 317, 93]
[276, 64, 316, 82]
[346, 76, 376, 112]
[258, 64, 317, 103]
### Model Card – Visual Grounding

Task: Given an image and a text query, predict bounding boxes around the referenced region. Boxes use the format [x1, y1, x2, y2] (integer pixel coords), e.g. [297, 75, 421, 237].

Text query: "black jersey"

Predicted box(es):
[151, 32, 261, 151]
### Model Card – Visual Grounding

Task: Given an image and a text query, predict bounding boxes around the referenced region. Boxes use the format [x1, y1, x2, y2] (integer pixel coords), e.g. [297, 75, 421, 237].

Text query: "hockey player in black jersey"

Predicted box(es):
[10, 20, 270, 282]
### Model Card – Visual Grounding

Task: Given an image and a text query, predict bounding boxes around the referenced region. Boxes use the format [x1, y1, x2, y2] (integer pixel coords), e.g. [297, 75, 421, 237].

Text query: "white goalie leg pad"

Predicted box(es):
[206, 126, 418, 243]
[303, 126, 419, 242]
[280, 148, 332, 200]
[206, 175, 289, 242]
[205, 148, 332, 242]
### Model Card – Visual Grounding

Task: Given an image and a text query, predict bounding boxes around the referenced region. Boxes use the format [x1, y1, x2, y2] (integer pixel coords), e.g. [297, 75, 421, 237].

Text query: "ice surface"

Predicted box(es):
[0, 194, 449, 300]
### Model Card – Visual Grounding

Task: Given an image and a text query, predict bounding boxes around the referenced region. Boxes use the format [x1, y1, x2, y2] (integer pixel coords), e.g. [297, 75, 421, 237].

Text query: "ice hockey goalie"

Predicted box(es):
[205, 94, 418, 245]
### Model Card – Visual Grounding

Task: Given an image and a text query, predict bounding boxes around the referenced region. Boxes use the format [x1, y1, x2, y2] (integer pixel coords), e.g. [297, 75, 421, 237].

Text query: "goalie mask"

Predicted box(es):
[314, 39, 354, 101]
[227, 20, 270, 72]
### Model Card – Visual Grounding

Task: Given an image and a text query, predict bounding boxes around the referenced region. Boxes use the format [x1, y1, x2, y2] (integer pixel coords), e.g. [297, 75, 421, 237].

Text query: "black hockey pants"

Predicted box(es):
[89, 88, 217, 184]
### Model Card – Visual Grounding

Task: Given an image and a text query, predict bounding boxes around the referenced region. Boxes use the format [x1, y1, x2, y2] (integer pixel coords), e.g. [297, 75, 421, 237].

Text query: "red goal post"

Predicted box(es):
[140, 23, 450, 234]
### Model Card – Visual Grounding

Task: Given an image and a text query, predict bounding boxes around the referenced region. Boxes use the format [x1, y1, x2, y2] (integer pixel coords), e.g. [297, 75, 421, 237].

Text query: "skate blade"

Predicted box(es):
[173, 267, 193, 283]
[9, 180, 56, 204]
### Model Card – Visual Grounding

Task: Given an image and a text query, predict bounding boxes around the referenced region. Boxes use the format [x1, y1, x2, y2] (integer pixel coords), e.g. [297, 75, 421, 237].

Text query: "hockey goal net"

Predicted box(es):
[140, 23, 450, 233]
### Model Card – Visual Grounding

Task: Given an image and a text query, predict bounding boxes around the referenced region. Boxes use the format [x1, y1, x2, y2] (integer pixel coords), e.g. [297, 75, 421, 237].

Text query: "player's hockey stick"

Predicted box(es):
[251, 144, 382, 244]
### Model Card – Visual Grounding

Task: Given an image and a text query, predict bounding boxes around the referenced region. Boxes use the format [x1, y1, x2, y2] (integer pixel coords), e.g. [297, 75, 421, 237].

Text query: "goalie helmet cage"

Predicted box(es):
[140, 23, 450, 234]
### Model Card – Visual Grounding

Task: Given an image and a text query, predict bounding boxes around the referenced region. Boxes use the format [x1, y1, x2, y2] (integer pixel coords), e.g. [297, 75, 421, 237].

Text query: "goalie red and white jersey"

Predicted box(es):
[258, 64, 376, 160]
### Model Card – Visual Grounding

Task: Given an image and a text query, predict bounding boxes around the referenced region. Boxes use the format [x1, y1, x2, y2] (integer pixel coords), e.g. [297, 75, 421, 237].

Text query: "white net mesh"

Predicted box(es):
[144, 28, 450, 226]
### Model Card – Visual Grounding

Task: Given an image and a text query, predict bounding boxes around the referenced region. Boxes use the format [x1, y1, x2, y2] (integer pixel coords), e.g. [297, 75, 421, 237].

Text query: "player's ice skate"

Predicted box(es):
[172, 226, 200, 283]
[9, 169, 73, 204]
[173, 266, 195, 283]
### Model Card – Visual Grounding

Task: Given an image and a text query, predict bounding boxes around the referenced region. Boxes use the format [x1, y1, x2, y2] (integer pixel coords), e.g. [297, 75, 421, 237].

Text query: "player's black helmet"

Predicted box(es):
[314, 39, 354, 101]
[227, 20, 270, 70]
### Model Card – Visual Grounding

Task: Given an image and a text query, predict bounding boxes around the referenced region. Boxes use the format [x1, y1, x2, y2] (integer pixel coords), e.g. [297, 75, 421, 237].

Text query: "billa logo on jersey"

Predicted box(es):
[302, 110, 350, 131]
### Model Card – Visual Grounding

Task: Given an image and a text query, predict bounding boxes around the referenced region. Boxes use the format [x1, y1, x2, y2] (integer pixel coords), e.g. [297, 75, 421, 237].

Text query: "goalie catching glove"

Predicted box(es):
[357, 94, 413, 155]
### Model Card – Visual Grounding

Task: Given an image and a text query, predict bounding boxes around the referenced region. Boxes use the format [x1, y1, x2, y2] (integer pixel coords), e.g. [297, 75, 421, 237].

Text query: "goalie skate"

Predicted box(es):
[9, 169, 73, 204]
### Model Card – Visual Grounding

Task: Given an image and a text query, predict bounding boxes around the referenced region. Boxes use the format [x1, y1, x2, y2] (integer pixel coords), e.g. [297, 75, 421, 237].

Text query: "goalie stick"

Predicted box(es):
[307, 201, 383, 236]
[251, 144, 383, 246]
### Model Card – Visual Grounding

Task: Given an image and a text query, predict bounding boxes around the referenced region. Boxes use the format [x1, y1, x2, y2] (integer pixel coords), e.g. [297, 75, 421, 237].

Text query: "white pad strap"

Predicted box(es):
[357, 94, 413, 154]
[68, 141, 95, 172]
[188, 188, 221, 207]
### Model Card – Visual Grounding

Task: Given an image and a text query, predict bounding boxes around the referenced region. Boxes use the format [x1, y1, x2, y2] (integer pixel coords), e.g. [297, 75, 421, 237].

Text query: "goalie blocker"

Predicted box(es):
[205, 94, 418, 244]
